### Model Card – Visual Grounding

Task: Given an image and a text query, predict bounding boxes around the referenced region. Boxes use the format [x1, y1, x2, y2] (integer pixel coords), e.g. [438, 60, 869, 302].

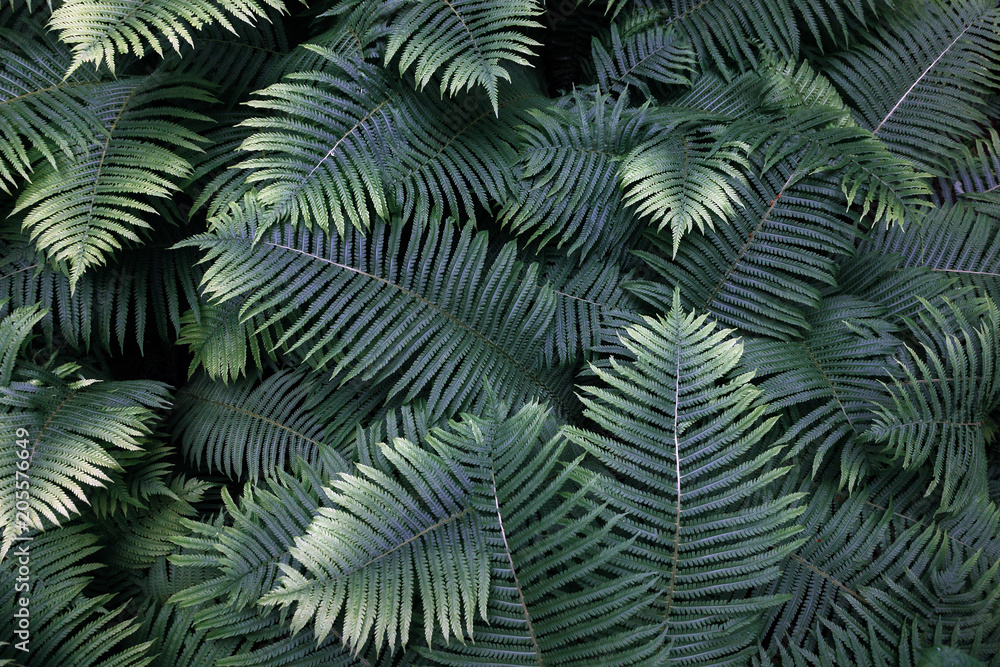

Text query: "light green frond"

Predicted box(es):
[564, 291, 806, 665]
[50, 0, 288, 75]
[620, 121, 750, 252]
[378, 0, 543, 113]
[420, 402, 660, 665]
[260, 437, 488, 650]
[177, 299, 277, 383]
[0, 303, 45, 385]
[11, 75, 213, 289]
[0, 365, 170, 550]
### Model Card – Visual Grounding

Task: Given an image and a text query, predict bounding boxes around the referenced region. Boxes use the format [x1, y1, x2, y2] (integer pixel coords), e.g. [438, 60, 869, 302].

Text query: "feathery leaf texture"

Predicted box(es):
[12, 74, 212, 289]
[178, 197, 562, 420]
[236, 54, 536, 235]
[565, 291, 805, 665]
[50, 0, 287, 75]
[0, 366, 169, 550]
[0, 2, 998, 665]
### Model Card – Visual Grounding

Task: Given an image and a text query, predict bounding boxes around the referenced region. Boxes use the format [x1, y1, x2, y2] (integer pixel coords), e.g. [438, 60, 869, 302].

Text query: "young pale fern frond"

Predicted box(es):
[11, 75, 213, 290]
[49, 0, 289, 75]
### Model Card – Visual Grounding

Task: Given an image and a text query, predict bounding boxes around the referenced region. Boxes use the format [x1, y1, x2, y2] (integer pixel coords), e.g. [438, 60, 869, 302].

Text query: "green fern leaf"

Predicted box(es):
[11, 75, 213, 289]
[565, 290, 806, 665]
[823, 0, 1000, 175]
[177, 197, 564, 420]
[50, 0, 287, 75]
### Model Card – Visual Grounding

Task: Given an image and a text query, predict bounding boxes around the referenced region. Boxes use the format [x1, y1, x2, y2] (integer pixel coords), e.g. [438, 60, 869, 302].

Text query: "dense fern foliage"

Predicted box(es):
[1, 0, 1000, 665]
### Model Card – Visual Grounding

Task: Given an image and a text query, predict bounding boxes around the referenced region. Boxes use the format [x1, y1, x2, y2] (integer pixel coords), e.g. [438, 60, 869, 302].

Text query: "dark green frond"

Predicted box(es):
[178, 198, 564, 420]
[540, 254, 640, 365]
[628, 157, 858, 339]
[171, 368, 347, 481]
[0, 525, 153, 666]
[565, 291, 805, 665]
[740, 295, 899, 489]
[864, 298, 1000, 513]
[760, 471, 1000, 664]
[499, 91, 650, 258]
[0, 230, 203, 353]
[591, 22, 694, 98]
[822, 0, 1000, 175]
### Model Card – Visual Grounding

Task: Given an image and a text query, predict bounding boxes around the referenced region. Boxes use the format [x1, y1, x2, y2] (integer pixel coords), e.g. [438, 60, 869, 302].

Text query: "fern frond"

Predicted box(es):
[0, 365, 170, 548]
[237, 55, 535, 235]
[0, 28, 102, 193]
[0, 229, 203, 353]
[0, 303, 45, 385]
[377, 0, 543, 113]
[499, 91, 650, 258]
[628, 156, 858, 339]
[12, 74, 213, 289]
[822, 0, 1000, 175]
[170, 463, 340, 615]
[739, 295, 899, 490]
[540, 254, 640, 365]
[171, 368, 340, 481]
[0, 525, 153, 665]
[834, 252, 957, 324]
[97, 473, 211, 569]
[564, 291, 806, 665]
[623, 0, 881, 77]
[178, 197, 563, 420]
[177, 299, 277, 383]
[760, 472, 1000, 663]
[419, 402, 660, 665]
[49, 0, 288, 75]
[260, 437, 488, 650]
[591, 22, 694, 98]
[864, 298, 1000, 513]
[620, 119, 750, 253]
[860, 201, 1000, 305]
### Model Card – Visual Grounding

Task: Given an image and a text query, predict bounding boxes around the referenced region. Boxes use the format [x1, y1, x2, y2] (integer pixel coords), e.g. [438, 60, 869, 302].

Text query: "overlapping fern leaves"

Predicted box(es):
[2, 0, 1000, 665]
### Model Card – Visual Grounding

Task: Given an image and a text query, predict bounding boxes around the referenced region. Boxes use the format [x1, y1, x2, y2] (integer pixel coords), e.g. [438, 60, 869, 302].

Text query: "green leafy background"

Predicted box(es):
[1, 0, 999, 665]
